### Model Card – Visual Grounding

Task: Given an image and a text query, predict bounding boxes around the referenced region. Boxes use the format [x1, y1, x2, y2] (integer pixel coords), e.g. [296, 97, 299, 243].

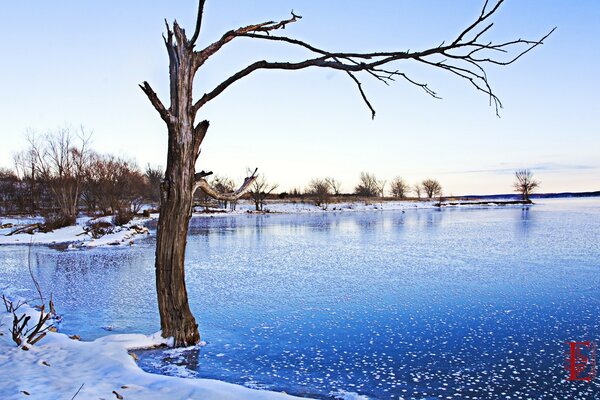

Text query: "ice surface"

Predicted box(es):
[1, 198, 599, 399]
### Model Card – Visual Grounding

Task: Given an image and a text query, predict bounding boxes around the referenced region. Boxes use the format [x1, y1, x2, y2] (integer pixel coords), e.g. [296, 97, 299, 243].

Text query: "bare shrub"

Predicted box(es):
[389, 177, 409, 199]
[355, 172, 385, 197]
[113, 211, 134, 226]
[306, 178, 332, 209]
[84, 220, 115, 238]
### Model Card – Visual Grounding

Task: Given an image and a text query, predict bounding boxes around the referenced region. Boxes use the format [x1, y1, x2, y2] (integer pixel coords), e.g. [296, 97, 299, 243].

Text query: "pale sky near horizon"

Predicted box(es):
[0, 1, 598, 195]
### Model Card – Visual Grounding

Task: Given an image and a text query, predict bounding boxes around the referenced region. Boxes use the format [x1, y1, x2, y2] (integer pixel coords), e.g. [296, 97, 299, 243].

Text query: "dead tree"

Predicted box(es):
[142, 0, 553, 346]
[513, 169, 539, 202]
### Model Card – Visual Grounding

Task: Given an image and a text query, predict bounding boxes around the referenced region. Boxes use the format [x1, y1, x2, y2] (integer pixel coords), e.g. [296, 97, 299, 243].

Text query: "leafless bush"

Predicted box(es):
[389, 177, 409, 199]
[4, 248, 58, 350]
[306, 178, 332, 209]
[355, 172, 385, 197]
[83, 153, 146, 216]
[84, 220, 115, 238]
[43, 212, 76, 230]
[113, 211, 134, 226]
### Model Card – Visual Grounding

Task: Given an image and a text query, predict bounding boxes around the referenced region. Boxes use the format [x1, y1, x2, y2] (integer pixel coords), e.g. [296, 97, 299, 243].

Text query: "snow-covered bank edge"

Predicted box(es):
[0, 216, 151, 248]
[0, 293, 310, 400]
[0, 199, 531, 247]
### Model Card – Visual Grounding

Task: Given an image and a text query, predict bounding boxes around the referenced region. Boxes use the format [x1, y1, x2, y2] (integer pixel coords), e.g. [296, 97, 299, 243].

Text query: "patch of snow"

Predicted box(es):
[0, 294, 309, 400]
[0, 216, 152, 248]
[331, 389, 370, 400]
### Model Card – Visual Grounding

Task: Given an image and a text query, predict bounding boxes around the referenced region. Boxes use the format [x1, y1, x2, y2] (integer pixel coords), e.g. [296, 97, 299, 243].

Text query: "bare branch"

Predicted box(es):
[344, 71, 376, 119]
[194, 12, 302, 69]
[194, 170, 213, 180]
[188, 0, 207, 48]
[191, 0, 554, 117]
[139, 82, 171, 123]
[194, 168, 258, 201]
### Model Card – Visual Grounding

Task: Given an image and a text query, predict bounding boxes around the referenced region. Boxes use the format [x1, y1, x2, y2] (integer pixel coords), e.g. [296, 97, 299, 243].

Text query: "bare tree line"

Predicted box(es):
[1, 132, 541, 223]
[1, 128, 162, 227]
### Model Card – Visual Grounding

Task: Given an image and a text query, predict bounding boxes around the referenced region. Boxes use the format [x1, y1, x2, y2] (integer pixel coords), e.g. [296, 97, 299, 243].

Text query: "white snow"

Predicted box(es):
[194, 199, 437, 216]
[0, 294, 309, 400]
[0, 216, 151, 248]
[1, 199, 514, 247]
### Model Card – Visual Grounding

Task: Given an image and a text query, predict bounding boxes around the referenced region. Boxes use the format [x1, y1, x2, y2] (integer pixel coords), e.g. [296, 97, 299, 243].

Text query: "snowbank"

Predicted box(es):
[0, 216, 151, 248]
[0, 295, 308, 400]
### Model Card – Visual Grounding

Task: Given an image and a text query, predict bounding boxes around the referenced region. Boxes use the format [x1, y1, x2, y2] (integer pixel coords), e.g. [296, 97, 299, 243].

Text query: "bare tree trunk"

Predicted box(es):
[149, 25, 205, 346]
[155, 127, 200, 346]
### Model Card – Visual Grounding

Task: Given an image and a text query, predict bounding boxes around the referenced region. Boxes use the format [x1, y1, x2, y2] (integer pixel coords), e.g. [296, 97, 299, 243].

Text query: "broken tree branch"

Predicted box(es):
[139, 82, 171, 123]
[194, 168, 258, 201]
[188, 0, 207, 48]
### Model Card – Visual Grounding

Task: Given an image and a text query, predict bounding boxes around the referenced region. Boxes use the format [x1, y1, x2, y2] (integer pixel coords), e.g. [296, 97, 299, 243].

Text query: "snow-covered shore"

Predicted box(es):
[193, 199, 438, 216]
[0, 199, 527, 247]
[0, 200, 435, 247]
[0, 294, 308, 400]
[0, 216, 151, 248]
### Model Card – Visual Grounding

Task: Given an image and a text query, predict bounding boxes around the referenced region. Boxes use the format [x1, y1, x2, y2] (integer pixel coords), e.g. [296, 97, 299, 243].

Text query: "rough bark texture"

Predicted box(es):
[143, 21, 256, 346]
[149, 23, 205, 346]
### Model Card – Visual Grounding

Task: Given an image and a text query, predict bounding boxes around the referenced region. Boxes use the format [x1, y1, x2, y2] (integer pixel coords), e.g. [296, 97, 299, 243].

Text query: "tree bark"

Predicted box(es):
[150, 22, 203, 346]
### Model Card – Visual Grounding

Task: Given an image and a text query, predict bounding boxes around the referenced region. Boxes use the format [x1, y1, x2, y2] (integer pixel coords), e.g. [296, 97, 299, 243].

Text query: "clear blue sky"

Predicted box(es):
[1, 1, 598, 195]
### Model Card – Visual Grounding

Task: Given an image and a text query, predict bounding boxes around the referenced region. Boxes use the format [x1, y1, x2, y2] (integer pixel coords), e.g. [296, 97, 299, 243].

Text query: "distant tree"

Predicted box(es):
[390, 176, 409, 199]
[413, 183, 422, 199]
[145, 164, 164, 205]
[27, 128, 91, 226]
[250, 174, 278, 211]
[0, 169, 20, 214]
[13, 149, 39, 214]
[422, 179, 442, 199]
[306, 178, 332, 209]
[513, 169, 539, 202]
[325, 177, 342, 196]
[355, 172, 385, 197]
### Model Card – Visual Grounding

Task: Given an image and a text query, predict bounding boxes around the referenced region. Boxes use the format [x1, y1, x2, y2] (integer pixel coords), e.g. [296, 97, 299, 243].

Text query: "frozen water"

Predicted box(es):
[0, 198, 599, 399]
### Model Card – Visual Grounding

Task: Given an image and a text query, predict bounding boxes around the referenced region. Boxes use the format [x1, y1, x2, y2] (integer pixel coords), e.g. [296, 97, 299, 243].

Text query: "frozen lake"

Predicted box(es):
[1, 198, 599, 399]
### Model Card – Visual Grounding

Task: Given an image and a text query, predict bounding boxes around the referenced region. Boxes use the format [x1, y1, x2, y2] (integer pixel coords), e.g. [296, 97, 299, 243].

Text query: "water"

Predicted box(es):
[1, 198, 599, 399]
